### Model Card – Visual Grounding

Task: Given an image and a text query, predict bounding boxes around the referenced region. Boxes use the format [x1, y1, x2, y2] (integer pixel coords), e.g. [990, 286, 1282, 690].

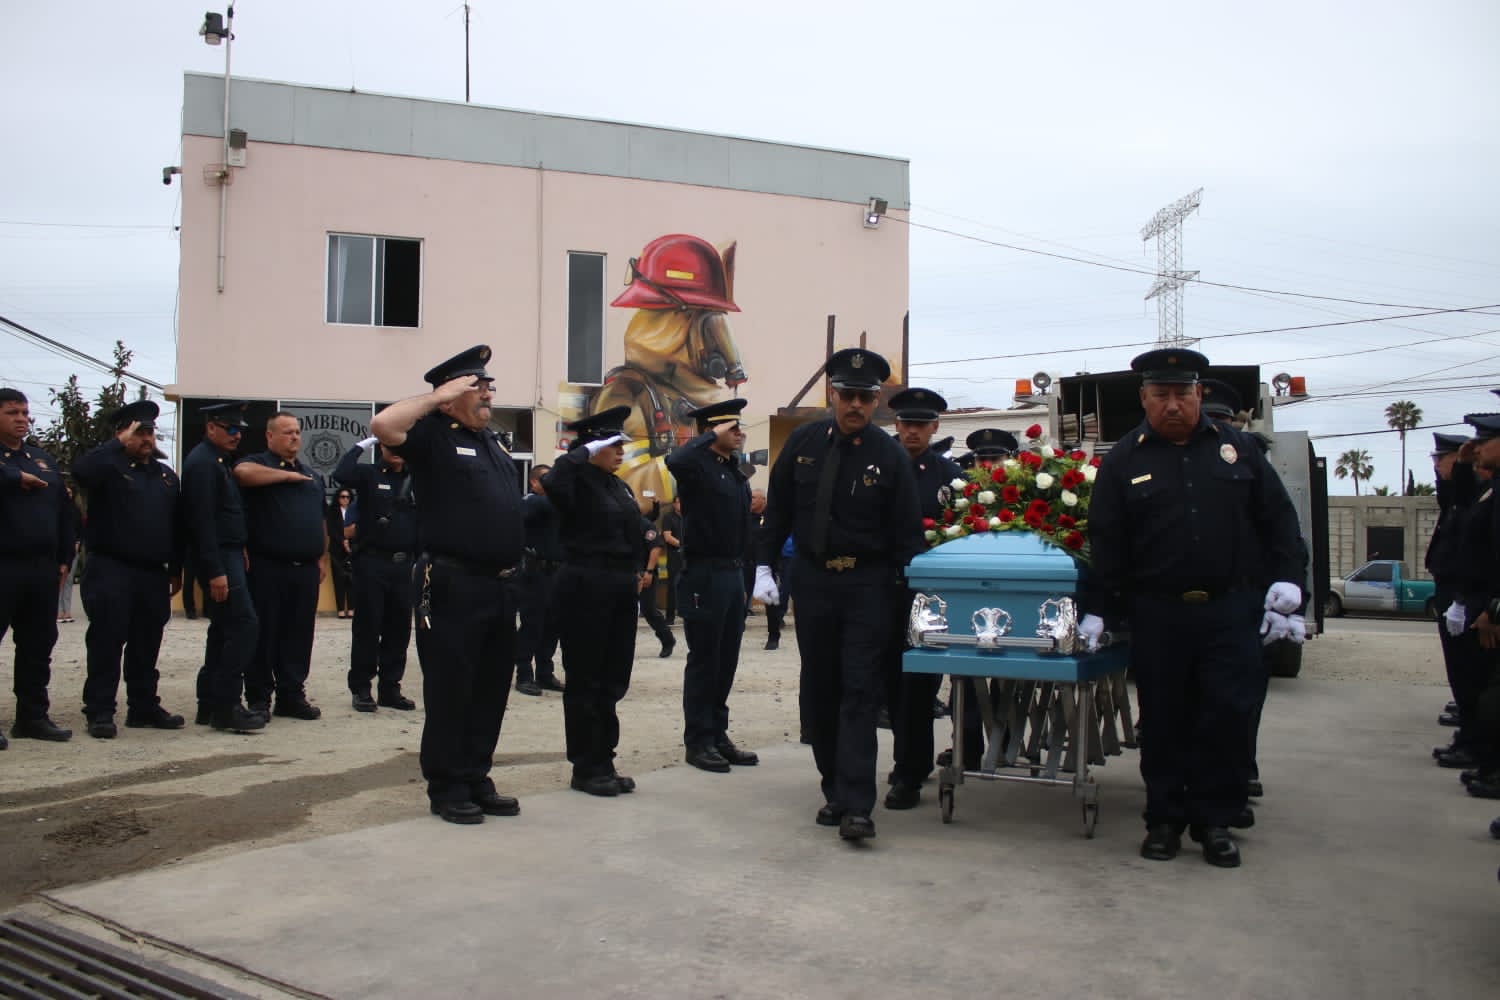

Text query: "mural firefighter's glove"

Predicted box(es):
[1286, 614, 1307, 644]
[1260, 610, 1292, 646]
[752, 565, 780, 606]
[1444, 602, 1467, 638]
[584, 434, 626, 456]
[357, 436, 379, 450]
[1265, 582, 1302, 614]
[1078, 614, 1105, 653]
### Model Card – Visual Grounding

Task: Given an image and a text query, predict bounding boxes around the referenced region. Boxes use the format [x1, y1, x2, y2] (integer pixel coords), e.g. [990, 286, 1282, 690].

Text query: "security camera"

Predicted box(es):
[162, 166, 182, 186]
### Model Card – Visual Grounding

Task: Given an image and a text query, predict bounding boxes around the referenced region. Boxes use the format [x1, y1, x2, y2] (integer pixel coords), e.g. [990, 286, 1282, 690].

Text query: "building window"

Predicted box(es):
[567, 252, 605, 384]
[326, 234, 421, 327]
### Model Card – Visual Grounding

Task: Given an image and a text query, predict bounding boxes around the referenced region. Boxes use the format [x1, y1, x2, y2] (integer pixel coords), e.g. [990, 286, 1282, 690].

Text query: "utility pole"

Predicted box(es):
[464, 3, 471, 102]
[1140, 187, 1203, 347]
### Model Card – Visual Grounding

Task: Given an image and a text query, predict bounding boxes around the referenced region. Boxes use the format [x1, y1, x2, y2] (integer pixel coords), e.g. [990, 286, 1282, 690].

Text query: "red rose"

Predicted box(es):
[1024, 510, 1045, 528]
[1001, 485, 1021, 503]
[969, 505, 986, 519]
[922, 517, 936, 530]
[964, 482, 978, 497]
[998, 509, 1015, 523]
[1070, 450, 1087, 461]
[1025, 424, 1043, 439]
[944, 509, 956, 524]
[1053, 448, 1064, 457]
[1089, 456, 1101, 467]
[1027, 498, 1050, 515]
[979, 459, 993, 470]
[1057, 514, 1076, 529]
[1064, 530, 1084, 550]
[1061, 470, 1084, 489]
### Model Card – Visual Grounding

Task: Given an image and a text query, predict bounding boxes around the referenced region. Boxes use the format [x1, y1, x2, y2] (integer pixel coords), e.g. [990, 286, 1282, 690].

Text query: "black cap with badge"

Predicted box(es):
[686, 397, 748, 431]
[825, 347, 891, 391]
[1463, 412, 1500, 441]
[566, 405, 632, 451]
[887, 387, 948, 423]
[965, 427, 1019, 458]
[1431, 432, 1469, 457]
[1131, 347, 1210, 384]
[199, 401, 248, 428]
[110, 399, 160, 432]
[423, 345, 495, 387]
[1199, 378, 1242, 420]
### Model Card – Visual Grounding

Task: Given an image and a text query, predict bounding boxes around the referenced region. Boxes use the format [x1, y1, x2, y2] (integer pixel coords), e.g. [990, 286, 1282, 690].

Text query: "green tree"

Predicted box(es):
[1384, 399, 1424, 495]
[32, 341, 137, 475]
[1335, 448, 1374, 496]
[1408, 481, 1436, 496]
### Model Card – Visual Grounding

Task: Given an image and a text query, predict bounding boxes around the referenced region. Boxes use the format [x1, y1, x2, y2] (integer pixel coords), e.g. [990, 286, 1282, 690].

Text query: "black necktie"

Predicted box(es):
[809, 434, 844, 559]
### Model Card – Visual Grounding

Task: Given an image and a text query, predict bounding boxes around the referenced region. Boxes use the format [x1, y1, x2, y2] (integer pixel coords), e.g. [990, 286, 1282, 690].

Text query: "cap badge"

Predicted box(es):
[1220, 444, 1238, 464]
[851, 353, 865, 369]
[479, 347, 492, 363]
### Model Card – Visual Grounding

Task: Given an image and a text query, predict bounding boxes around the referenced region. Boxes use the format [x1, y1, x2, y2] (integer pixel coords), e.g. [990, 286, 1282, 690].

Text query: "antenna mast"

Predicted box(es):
[464, 3, 471, 102]
[1140, 187, 1203, 347]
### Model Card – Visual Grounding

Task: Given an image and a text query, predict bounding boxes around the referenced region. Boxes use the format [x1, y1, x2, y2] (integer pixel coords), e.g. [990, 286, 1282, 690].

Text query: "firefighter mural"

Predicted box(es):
[574, 234, 747, 502]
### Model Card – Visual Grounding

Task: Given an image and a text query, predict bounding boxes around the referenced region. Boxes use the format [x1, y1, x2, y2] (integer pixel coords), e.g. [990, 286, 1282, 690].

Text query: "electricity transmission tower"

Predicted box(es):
[1140, 187, 1203, 347]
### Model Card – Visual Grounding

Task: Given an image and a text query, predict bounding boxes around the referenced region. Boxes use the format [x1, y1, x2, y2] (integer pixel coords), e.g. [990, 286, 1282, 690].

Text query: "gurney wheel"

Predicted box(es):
[939, 784, 954, 824]
[1082, 800, 1099, 839]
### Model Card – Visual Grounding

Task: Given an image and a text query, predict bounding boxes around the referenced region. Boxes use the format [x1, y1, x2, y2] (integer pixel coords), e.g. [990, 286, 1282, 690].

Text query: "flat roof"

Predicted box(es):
[183, 73, 910, 208]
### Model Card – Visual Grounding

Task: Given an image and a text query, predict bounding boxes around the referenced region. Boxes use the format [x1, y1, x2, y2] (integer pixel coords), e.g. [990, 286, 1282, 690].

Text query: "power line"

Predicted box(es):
[911, 304, 1500, 367]
[1310, 421, 1471, 441]
[0, 314, 166, 391]
[897, 215, 1498, 313]
[0, 219, 172, 231]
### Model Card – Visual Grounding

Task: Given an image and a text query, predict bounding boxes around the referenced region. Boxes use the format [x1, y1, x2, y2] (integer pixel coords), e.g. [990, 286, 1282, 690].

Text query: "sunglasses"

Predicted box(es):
[212, 423, 244, 436]
[835, 388, 877, 404]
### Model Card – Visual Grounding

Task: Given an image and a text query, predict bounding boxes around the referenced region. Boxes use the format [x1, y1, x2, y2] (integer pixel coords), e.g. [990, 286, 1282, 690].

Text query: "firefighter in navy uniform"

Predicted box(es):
[181, 401, 263, 734]
[1427, 432, 1485, 767]
[666, 397, 757, 773]
[756, 349, 924, 841]
[1080, 349, 1306, 869]
[881, 388, 962, 810]
[0, 387, 78, 745]
[543, 407, 647, 797]
[334, 438, 419, 712]
[1449, 411, 1500, 801]
[71, 400, 187, 738]
[371, 346, 526, 825]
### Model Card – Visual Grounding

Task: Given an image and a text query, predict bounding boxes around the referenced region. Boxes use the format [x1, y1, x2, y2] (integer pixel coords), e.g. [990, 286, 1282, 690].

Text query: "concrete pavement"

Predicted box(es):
[30, 678, 1500, 999]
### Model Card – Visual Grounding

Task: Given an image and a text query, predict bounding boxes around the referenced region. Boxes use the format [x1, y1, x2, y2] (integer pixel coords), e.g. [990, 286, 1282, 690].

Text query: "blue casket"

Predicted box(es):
[902, 532, 1129, 682]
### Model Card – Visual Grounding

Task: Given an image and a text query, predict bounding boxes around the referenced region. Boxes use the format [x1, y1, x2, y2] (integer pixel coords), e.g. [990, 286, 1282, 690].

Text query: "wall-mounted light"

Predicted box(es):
[864, 197, 888, 229]
[162, 165, 182, 186]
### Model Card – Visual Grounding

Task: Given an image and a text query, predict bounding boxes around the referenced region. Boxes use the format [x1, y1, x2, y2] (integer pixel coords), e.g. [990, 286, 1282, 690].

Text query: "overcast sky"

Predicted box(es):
[2, 0, 1496, 493]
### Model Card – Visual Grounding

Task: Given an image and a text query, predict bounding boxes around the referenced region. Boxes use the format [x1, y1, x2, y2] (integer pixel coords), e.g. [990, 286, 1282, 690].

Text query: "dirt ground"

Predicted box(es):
[0, 611, 1446, 911]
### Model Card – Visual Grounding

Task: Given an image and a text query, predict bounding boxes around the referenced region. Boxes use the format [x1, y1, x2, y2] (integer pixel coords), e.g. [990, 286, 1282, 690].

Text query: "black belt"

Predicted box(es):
[427, 553, 523, 579]
[360, 548, 413, 564]
[565, 554, 640, 572]
[93, 551, 169, 573]
[530, 558, 561, 572]
[1141, 583, 1251, 604]
[251, 554, 319, 567]
[686, 556, 742, 570]
[805, 553, 883, 573]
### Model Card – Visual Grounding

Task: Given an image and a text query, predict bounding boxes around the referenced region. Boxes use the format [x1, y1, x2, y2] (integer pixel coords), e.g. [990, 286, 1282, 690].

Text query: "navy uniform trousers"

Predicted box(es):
[348, 552, 413, 696]
[1438, 617, 1488, 752]
[512, 562, 561, 686]
[80, 554, 171, 718]
[794, 563, 903, 817]
[557, 565, 637, 779]
[196, 546, 258, 710]
[245, 557, 320, 707]
[413, 558, 515, 807]
[678, 562, 746, 750]
[883, 587, 942, 786]
[1130, 590, 1262, 829]
[1, 554, 61, 721]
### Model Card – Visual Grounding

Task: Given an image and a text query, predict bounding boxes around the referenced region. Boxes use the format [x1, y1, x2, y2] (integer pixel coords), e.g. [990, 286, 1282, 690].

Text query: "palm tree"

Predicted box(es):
[1335, 448, 1374, 496]
[1385, 400, 1423, 495]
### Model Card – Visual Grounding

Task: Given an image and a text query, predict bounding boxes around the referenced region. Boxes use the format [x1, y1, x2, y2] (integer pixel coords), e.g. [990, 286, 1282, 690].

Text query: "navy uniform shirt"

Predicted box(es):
[239, 451, 328, 562]
[758, 418, 925, 569]
[1083, 416, 1307, 619]
[71, 439, 183, 573]
[1426, 461, 1480, 601]
[521, 492, 563, 563]
[179, 438, 246, 581]
[665, 430, 750, 559]
[392, 412, 523, 565]
[1455, 477, 1499, 615]
[333, 446, 419, 555]
[541, 448, 646, 566]
[0, 441, 76, 563]
[911, 445, 964, 522]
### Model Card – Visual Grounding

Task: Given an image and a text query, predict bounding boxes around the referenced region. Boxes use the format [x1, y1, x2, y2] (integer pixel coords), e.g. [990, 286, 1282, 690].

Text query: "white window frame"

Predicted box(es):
[325, 232, 424, 328]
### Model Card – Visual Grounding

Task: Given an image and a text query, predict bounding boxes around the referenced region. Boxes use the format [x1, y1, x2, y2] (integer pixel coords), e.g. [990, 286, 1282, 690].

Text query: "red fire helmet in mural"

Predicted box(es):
[611, 234, 740, 313]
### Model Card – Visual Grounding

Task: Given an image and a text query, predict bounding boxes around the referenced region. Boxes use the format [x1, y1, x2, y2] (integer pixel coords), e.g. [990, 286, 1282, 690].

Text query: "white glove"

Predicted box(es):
[1077, 614, 1105, 653]
[1286, 614, 1307, 644]
[752, 565, 780, 606]
[357, 436, 379, 450]
[1265, 582, 1302, 614]
[1260, 610, 1292, 646]
[584, 434, 626, 455]
[1444, 602, 1467, 637]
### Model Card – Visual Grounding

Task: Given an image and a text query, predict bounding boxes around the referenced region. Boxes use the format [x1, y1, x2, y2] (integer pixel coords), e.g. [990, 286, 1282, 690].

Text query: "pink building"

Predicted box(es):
[170, 73, 911, 501]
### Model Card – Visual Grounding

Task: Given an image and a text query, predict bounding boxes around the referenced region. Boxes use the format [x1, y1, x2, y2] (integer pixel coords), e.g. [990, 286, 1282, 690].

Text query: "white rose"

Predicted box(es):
[1003, 459, 1020, 471]
[1061, 490, 1079, 507]
[954, 498, 970, 511]
[976, 490, 996, 505]
[944, 524, 964, 538]
[1035, 472, 1055, 490]
[1082, 465, 1097, 483]
[988, 516, 1003, 529]
[950, 477, 968, 490]
[924, 529, 939, 543]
